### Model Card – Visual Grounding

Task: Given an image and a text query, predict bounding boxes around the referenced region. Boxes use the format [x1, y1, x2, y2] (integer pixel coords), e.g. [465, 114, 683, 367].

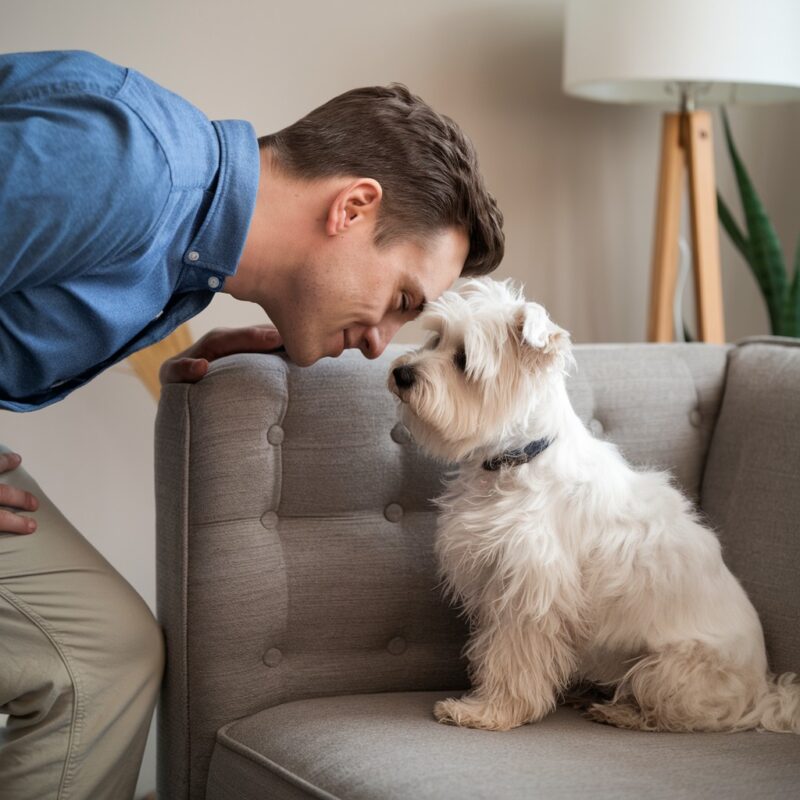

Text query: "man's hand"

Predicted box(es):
[159, 324, 284, 386]
[0, 452, 38, 534]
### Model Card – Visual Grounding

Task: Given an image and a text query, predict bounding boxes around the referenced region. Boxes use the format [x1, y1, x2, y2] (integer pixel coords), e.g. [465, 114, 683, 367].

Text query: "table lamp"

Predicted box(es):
[562, 0, 800, 342]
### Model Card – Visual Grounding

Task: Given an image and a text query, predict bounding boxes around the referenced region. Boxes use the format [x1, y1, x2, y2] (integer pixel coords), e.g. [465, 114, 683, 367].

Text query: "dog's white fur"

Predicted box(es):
[389, 277, 800, 733]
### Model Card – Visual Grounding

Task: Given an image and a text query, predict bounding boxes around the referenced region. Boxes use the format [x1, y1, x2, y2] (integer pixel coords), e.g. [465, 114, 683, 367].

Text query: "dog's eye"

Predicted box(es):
[426, 334, 440, 350]
[453, 347, 467, 372]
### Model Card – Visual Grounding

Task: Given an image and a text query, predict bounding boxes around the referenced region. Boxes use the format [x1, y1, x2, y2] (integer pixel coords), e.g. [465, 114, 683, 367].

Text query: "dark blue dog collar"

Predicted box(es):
[482, 437, 554, 471]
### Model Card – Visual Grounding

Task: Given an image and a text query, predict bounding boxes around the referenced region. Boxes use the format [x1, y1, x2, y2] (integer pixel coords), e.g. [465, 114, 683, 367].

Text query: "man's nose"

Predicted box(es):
[360, 320, 403, 359]
[358, 327, 383, 359]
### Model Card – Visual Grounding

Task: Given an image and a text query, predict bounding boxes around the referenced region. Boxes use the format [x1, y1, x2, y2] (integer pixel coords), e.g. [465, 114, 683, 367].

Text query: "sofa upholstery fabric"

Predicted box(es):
[206, 691, 800, 800]
[155, 341, 800, 799]
[701, 337, 800, 674]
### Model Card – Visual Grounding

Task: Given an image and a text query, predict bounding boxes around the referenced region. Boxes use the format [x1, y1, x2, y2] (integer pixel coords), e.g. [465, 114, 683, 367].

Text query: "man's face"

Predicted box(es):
[272, 225, 468, 366]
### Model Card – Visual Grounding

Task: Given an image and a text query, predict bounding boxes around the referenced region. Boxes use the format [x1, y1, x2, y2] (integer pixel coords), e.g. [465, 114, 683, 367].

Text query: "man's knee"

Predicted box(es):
[82, 569, 164, 699]
[138, 601, 166, 684]
[108, 579, 164, 685]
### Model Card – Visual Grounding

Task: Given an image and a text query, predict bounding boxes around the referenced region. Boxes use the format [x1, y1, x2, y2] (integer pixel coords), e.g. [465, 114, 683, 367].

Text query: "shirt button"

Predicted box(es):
[207, 276, 221, 289]
[187, 250, 200, 262]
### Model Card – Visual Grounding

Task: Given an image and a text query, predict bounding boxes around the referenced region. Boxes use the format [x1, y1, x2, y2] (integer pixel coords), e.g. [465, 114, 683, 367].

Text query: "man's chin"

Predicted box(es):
[284, 346, 324, 367]
[281, 337, 343, 367]
[291, 353, 318, 367]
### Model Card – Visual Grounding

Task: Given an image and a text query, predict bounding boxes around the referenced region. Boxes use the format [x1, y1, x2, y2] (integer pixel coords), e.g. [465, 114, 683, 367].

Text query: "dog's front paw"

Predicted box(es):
[585, 701, 648, 730]
[433, 696, 524, 731]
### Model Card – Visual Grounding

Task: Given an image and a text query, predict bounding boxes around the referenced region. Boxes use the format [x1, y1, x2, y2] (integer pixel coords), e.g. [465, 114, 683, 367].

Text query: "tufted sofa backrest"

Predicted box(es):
[155, 342, 730, 799]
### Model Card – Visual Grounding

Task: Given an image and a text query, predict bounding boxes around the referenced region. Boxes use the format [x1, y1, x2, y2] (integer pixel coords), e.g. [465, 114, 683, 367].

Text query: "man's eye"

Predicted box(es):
[401, 294, 411, 313]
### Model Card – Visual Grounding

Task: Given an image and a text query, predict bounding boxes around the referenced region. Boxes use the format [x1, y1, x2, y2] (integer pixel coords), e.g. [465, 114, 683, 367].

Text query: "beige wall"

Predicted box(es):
[2, 1, 799, 794]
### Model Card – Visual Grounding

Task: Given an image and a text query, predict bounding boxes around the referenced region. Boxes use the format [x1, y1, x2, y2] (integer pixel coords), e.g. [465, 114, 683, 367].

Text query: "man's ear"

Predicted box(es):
[513, 302, 572, 371]
[325, 178, 383, 236]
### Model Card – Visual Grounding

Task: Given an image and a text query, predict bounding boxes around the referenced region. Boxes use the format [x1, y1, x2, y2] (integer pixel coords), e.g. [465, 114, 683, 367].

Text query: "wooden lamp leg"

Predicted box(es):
[647, 110, 726, 344]
[686, 110, 725, 343]
[648, 113, 685, 342]
[127, 323, 194, 401]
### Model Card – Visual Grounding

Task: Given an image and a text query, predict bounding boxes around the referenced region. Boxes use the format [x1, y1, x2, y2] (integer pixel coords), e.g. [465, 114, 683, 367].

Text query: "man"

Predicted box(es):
[0, 49, 503, 799]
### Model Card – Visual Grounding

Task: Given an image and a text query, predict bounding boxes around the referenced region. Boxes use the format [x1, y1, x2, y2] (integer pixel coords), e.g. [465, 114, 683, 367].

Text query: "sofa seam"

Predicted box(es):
[182, 384, 193, 798]
[275, 358, 291, 697]
[214, 730, 341, 800]
[696, 347, 734, 511]
[734, 335, 800, 350]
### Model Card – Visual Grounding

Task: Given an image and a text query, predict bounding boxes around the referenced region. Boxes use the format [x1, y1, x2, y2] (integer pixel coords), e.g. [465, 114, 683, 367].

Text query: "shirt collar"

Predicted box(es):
[182, 119, 260, 277]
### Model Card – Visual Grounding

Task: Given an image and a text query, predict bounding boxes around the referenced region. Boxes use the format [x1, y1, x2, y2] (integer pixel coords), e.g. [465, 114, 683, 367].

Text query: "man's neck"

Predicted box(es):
[223, 147, 290, 305]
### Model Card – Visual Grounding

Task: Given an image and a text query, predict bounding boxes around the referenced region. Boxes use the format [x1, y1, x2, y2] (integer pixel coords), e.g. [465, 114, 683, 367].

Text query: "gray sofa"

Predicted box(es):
[155, 337, 800, 800]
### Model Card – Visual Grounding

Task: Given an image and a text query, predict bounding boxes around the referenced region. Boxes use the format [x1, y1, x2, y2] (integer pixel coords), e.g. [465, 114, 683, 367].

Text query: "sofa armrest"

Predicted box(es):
[155, 354, 291, 800]
[701, 336, 800, 674]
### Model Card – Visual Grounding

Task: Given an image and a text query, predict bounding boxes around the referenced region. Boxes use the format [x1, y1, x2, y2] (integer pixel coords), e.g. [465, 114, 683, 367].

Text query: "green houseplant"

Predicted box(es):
[717, 108, 800, 337]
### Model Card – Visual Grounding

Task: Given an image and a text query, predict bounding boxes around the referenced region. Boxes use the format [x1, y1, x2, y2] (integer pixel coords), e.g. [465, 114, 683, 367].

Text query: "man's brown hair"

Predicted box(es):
[258, 84, 504, 277]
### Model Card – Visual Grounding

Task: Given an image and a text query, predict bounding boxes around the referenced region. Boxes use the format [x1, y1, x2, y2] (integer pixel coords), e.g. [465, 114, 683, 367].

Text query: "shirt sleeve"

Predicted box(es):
[0, 50, 172, 298]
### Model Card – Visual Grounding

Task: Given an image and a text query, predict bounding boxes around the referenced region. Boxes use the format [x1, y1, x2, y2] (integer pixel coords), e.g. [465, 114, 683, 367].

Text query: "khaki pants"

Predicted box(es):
[0, 443, 164, 799]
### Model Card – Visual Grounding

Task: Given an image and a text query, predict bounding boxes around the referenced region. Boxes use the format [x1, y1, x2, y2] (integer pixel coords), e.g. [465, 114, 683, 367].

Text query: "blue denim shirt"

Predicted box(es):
[0, 50, 260, 411]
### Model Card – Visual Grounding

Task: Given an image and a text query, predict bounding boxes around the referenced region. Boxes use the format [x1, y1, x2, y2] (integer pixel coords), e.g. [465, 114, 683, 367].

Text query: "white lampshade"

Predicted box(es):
[563, 0, 800, 106]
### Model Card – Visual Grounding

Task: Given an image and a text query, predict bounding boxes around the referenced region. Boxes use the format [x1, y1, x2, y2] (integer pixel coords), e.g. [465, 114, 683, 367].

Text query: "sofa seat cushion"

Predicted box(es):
[206, 691, 800, 800]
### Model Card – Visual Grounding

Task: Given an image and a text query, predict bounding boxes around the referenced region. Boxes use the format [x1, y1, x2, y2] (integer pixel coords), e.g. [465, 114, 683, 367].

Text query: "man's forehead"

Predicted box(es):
[399, 227, 467, 305]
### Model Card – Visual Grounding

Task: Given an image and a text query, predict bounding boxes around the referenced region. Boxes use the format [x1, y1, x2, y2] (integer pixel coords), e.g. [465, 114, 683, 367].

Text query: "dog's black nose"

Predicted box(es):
[393, 365, 416, 390]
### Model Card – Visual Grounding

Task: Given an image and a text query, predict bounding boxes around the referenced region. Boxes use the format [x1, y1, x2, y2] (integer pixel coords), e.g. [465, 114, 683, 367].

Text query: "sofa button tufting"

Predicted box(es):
[390, 422, 411, 444]
[689, 409, 702, 427]
[260, 511, 278, 529]
[387, 636, 407, 655]
[263, 648, 283, 667]
[267, 424, 285, 445]
[384, 503, 403, 523]
[589, 418, 604, 437]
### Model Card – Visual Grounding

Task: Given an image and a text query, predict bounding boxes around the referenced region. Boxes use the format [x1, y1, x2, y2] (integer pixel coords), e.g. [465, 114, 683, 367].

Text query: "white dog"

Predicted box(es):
[388, 277, 800, 734]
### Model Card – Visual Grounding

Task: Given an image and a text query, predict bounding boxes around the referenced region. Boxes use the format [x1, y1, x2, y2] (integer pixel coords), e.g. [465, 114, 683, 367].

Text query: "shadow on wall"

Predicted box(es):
[394, 2, 658, 345]
[417, 3, 565, 109]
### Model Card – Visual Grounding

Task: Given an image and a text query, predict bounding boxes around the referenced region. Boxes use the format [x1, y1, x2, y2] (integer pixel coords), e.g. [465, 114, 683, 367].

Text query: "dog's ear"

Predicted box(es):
[513, 302, 572, 373]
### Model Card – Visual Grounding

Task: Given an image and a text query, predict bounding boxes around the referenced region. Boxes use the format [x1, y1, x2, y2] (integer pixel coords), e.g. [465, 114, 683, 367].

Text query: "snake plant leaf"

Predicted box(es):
[717, 191, 750, 262]
[720, 108, 787, 333]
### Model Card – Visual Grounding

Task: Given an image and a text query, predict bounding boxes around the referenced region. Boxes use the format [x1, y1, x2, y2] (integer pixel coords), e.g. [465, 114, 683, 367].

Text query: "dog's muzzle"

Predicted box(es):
[392, 365, 416, 390]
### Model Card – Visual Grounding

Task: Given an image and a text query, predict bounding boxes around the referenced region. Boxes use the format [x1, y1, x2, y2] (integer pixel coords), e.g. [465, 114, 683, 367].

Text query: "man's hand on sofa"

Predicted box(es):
[159, 325, 284, 385]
